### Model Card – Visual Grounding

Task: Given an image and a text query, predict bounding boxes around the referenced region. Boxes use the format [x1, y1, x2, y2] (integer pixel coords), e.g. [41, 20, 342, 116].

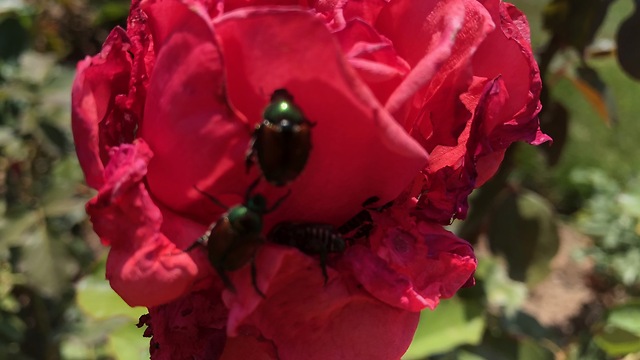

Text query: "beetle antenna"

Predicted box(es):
[361, 196, 380, 208]
[250, 255, 266, 298]
[193, 186, 229, 210]
[266, 189, 292, 213]
[245, 177, 262, 200]
[183, 236, 207, 252]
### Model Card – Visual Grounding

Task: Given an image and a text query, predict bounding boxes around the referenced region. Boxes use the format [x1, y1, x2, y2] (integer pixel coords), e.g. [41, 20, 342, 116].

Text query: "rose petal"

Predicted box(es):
[223, 245, 419, 360]
[380, 0, 494, 144]
[342, 0, 387, 24]
[418, 77, 505, 223]
[473, 0, 539, 122]
[469, 0, 552, 185]
[342, 204, 476, 311]
[464, 0, 551, 186]
[146, 286, 229, 360]
[87, 140, 199, 307]
[71, 27, 132, 189]
[220, 334, 278, 360]
[141, 1, 250, 224]
[335, 19, 410, 104]
[213, 9, 428, 229]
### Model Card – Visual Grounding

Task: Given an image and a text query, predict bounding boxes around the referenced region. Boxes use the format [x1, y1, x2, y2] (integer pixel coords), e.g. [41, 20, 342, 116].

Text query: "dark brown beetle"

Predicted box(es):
[268, 222, 345, 283]
[337, 196, 393, 239]
[246, 89, 314, 186]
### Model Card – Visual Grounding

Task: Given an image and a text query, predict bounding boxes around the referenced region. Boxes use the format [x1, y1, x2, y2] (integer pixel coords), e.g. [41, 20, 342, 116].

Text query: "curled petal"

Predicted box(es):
[379, 0, 494, 143]
[418, 78, 507, 223]
[470, 0, 552, 184]
[473, 0, 540, 123]
[335, 19, 411, 104]
[87, 140, 199, 307]
[71, 27, 133, 189]
[342, 203, 476, 311]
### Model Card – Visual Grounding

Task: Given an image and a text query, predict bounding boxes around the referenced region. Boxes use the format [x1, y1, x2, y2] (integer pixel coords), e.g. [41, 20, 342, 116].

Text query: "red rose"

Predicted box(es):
[72, 0, 548, 358]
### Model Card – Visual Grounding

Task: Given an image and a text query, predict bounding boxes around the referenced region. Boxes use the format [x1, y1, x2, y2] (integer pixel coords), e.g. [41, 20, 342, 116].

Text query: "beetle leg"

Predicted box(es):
[245, 139, 256, 173]
[319, 246, 329, 286]
[193, 186, 229, 211]
[245, 177, 262, 200]
[250, 255, 266, 298]
[266, 188, 291, 213]
[184, 238, 204, 252]
[245, 123, 262, 173]
[361, 196, 380, 208]
[183, 225, 213, 252]
[216, 266, 237, 294]
[245, 153, 254, 173]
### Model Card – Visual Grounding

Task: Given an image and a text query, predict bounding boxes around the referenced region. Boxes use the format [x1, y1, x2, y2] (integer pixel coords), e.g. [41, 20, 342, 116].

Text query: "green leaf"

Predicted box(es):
[404, 297, 485, 359]
[0, 0, 26, 14]
[606, 301, 640, 336]
[0, 15, 28, 60]
[518, 339, 556, 360]
[59, 316, 135, 359]
[95, 2, 130, 26]
[465, 327, 555, 360]
[76, 260, 145, 321]
[594, 301, 640, 356]
[17, 51, 56, 84]
[475, 256, 528, 315]
[0, 310, 26, 343]
[569, 66, 618, 126]
[538, 101, 568, 166]
[42, 157, 90, 221]
[486, 189, 560, 287]
[594, 327, 640, 356]
[106, 321, 150, 360]
[542, 0, 613, 52]
[14, 212, 75, 297]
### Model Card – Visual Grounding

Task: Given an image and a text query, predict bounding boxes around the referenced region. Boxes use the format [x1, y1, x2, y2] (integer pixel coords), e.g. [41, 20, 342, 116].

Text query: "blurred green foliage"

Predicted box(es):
[1, 0, 640, 359]
[408, 0, 640, 359]
[0, 1, 146, 359]
[573, 170, 640, 289]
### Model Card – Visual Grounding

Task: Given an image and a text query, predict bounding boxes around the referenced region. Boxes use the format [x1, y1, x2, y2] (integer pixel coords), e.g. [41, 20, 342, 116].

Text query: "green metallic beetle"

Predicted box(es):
[246, 89, 314, 186]
[268, 222, 346, 284]
[192, 179, 289, 297]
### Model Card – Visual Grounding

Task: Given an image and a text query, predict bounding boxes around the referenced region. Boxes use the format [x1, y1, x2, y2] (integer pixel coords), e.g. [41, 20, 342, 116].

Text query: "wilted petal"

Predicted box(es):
[470, 0, 551, 184]
[71, 28, 133, 189]
[342, 203, 476, 311]
[87, 140, 199, 307]
[380, 0, 494, 144]
[418, 78, 501, 222]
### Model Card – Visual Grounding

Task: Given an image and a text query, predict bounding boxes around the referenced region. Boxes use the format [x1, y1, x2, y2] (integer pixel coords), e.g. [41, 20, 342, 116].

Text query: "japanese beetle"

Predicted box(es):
[338, 196, 393, 239]
[268, 222, 345, 283]
[191, 179, 290, 297]
[246, 89, 314, 186]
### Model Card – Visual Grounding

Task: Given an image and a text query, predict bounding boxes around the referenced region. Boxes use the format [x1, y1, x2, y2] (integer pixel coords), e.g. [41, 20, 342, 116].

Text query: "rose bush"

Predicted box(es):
[71, 0, 549, 358]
